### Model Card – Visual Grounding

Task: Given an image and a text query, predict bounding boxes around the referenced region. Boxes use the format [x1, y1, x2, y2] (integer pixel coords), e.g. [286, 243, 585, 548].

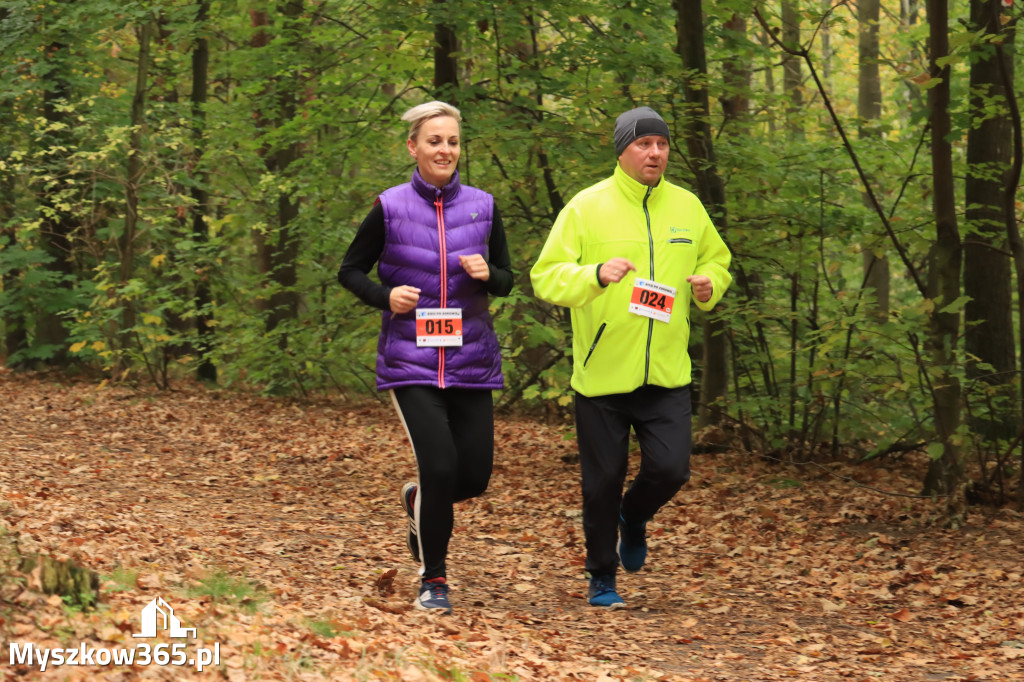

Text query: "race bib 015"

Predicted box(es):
[416, 308, 463, 347]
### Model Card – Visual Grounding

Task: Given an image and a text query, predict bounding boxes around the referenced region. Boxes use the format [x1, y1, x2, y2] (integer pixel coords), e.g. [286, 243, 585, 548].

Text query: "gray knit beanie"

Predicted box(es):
[613, 106, 670, 156]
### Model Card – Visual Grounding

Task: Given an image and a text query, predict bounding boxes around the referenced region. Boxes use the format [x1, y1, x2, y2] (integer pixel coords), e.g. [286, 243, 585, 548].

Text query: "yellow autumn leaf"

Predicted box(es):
[91, 341, 106, 351]
[69, 341, 87, 353]
[151, 254, 167, 268]
[142, 314, 161, 325]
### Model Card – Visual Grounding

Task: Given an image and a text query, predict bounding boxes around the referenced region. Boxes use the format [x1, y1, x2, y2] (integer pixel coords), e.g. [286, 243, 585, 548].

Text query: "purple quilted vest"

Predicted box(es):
[375, 169, 503, 391]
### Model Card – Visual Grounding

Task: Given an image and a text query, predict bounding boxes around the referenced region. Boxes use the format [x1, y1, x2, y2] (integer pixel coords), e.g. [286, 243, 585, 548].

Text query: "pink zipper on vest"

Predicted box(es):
[435, 196, 447, 388]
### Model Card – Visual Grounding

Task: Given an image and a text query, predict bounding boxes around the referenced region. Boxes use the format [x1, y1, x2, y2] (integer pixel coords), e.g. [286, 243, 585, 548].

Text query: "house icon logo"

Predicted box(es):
[132, 597, 197, 639]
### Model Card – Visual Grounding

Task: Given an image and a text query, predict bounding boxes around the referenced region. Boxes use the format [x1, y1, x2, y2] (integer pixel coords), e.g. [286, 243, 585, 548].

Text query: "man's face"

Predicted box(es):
[618, 135, 669, 187]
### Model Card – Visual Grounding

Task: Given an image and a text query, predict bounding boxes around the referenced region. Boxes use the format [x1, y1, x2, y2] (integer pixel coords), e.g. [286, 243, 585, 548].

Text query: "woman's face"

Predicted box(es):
[407, 116, 460, 188]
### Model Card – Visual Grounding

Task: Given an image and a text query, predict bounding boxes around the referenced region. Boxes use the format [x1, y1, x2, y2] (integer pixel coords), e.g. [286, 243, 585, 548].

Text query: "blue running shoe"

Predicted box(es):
[588, 573, 625, 608]
[618, 513, 647, 573]
[400, 482, 420, 563]
[416, 578, 452, 614]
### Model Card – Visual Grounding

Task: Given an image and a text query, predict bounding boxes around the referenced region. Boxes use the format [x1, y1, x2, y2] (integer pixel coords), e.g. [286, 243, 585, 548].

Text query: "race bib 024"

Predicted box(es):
[628, 279, 676, 324]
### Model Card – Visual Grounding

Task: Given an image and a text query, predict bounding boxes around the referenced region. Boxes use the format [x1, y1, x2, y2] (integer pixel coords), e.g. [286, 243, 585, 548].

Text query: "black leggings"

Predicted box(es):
[390, 386, 494, 580]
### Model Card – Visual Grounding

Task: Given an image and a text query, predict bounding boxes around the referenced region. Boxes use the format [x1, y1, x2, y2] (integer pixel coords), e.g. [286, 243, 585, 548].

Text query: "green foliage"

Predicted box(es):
[304, 617, 356, 639]
[103, 566, 139, 593]
[186, 569, 267, 613]
[0, 1, 1021, 495]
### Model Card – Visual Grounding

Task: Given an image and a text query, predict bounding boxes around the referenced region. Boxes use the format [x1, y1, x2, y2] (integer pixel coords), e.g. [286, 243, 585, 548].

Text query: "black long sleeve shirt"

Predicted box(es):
[337, 202, 514, 311]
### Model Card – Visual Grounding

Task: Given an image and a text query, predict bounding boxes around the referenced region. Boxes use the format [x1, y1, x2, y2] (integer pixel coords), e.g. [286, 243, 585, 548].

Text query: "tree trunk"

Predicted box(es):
[674, 0, 730, 428]
[0, 7, 25, 364]
[432, 0, 459, 101]
[858, 0, 890, 318]
[252, 2, 303, 347]
[781, 0, 803, 135]
[987, 10, 1023, 506]
[0, 218, 24, 365]
[191, 0, 216, 383]
[779, 1, 804, 434]
[963, 0, 1017, 441]
[819, 0, 833, 86]
[720, 13, 750, 128]
[525, 13, 561, 216]
[118, 19, 156, 338]
[921, 0, 965, 514]
[1013, 220, 1024, 507]
[758, 28, 778, 135]
[35, 36, 76, 366]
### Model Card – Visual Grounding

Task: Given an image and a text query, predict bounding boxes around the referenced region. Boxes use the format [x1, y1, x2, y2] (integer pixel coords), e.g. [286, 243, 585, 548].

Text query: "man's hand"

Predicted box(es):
[686, 275, 713, 303]
[599, 258, 637, 286]
[459, 254, 490, 281]
[389, 285, 421, 313]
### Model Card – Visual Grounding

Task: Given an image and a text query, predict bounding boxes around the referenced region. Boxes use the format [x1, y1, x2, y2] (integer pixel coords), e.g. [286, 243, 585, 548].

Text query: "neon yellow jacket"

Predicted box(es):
[531, 164, 732, 397]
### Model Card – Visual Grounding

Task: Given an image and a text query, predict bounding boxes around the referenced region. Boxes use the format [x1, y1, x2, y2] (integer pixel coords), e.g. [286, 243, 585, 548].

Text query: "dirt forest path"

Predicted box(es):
[1, 371, 1023, 681]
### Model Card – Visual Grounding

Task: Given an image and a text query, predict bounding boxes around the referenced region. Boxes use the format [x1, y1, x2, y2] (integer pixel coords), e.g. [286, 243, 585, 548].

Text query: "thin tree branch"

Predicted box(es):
[752, 5, 927, 297]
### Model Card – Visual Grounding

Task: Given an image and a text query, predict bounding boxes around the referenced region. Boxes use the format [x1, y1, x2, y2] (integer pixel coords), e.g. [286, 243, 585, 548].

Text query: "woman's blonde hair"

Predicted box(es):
[401, 101, 462, 142]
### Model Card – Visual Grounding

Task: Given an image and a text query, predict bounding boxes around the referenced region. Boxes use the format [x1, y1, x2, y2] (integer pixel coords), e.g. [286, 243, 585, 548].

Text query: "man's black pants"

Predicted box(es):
[575, 385, 692, 576]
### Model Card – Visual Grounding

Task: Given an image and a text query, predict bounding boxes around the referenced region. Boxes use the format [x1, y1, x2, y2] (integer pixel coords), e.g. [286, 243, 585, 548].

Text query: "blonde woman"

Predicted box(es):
[338, 102, 513, 614]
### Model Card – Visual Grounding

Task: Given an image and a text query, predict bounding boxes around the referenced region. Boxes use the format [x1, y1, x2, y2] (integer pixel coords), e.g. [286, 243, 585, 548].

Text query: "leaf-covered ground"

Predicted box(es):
[1, 370, 1022, 681]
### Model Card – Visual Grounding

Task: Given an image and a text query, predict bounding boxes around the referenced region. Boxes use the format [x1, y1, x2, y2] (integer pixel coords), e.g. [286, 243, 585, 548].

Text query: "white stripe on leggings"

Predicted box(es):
[389, 389, 425, 576]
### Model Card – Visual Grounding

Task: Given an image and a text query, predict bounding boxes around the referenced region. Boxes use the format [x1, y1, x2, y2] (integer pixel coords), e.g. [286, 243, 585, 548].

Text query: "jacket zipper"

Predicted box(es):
[435, 196, 447, 388]
[583, 322, 606, 367]
[643, 186, 654, 385]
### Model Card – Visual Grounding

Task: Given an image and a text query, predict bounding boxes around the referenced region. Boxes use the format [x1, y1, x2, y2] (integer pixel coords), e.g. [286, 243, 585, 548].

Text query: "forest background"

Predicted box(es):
[0, 0, 1022, 516]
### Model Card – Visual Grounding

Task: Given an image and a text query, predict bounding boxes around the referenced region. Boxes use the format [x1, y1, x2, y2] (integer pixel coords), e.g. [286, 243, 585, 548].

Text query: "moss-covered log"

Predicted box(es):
[19, 554, 99, 608]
